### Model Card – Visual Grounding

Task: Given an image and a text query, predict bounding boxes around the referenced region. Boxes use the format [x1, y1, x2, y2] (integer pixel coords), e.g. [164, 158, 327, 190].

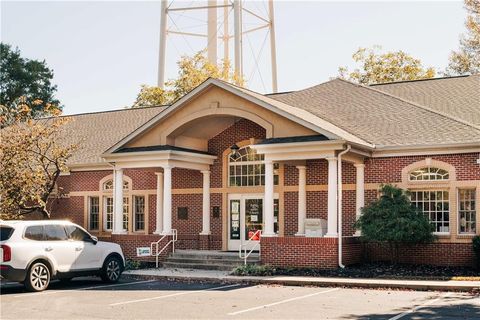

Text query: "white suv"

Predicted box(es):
[0, 220, 125, 292]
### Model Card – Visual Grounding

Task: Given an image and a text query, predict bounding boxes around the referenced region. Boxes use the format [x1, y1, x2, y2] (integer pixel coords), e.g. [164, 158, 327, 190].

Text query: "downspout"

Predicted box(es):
[337, 144, 351, 269]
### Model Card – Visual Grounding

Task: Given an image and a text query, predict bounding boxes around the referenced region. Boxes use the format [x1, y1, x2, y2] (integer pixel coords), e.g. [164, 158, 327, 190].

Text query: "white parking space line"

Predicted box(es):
[228, 288, 340, 316]
[388, 293, 449, 320]
[110, 283, 242, 307]
[9, 280, 156, 298]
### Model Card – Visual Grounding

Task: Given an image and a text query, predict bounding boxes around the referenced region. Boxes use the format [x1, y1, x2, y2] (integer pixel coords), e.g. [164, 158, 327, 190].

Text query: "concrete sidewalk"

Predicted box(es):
[124, 268, 480, 292]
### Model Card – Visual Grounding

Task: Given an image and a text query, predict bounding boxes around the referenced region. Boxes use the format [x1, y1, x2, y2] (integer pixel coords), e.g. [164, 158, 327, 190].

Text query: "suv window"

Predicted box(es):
[24, 225, 44, 241]
[44, 225, 68, 241]
[65, 225, 91, 242]
[0, 226, 14, 241]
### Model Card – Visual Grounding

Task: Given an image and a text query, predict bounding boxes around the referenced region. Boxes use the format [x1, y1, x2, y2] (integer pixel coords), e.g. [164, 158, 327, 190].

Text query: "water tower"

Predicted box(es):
[157, 0, 278, 93]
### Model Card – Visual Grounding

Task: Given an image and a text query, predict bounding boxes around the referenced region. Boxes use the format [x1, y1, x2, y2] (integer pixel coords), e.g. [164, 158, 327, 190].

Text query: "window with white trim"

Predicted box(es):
[104, 196, 114, 231]
[411, 190, 450, 233]
[228, 146, 279, 187]
[123, 197, 129, 230]
[134, 196, 146, 231]
[88, 196, 99, 231]
[409, 167, 449, 181]
[458, 189, 476, 234]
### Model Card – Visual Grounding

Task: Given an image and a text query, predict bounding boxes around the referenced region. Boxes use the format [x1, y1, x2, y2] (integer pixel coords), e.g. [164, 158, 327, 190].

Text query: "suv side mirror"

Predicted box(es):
[89, 236, 98, 245]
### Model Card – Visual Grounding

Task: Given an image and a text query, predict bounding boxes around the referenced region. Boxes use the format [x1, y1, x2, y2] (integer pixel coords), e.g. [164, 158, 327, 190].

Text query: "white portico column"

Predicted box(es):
[162, 166, 173, 235]
[154, 172, 164, 235]
[200, 170, 211, 235]
[326, 157, 338, 237]
[354, 163, 365, 235]
[112, 168, 126, 234]
[263, 159, 275, 237]
[296, 166, 307, 236]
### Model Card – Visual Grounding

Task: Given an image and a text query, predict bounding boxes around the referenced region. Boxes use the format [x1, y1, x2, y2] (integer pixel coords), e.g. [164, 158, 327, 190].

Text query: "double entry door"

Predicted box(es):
[227, 194, 278, 251]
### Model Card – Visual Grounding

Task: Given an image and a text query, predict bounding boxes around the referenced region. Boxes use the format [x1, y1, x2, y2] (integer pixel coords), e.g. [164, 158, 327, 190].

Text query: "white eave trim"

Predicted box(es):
[372, 142, 480, 157]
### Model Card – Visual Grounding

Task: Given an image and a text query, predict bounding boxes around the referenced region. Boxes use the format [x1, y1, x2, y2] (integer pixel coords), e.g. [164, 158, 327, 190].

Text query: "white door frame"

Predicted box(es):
[227, 193, 278, 251]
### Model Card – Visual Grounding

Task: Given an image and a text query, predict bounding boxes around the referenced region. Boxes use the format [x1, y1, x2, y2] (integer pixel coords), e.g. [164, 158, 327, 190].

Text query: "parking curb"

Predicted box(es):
[123, 272, 480, 292]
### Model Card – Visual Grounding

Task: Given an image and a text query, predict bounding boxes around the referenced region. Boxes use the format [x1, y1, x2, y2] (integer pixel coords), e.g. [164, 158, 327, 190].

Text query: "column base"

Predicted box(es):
[112, 230, 127, 235]
[261, 233, 278, 237]
[199, 231, 211, 236]
[324, 233, 338, 238]
[294, 233, 305, 237]
[160, 230, 173, 235]
[153, 229, 163, 235]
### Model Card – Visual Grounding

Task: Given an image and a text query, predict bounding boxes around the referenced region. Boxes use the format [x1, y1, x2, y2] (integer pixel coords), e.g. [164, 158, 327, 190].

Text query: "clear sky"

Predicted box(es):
[1, 1, 466, 115]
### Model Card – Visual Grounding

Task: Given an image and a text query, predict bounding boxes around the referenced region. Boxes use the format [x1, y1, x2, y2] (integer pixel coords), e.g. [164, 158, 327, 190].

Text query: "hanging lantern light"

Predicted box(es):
[230, 143, 240, 159]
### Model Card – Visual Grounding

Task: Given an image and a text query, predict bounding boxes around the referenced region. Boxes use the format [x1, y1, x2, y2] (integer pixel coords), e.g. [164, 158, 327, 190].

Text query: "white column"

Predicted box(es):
[154, 172, 164, 235]
[263, 159, 275, 236]
[112, 168, 126, 234]
[296, 166, 307, 236]
[326, 157, 338, 237]
[162, 166, 172, 235]
[200, 170, 211, 235]
[354, 163, 365, 236]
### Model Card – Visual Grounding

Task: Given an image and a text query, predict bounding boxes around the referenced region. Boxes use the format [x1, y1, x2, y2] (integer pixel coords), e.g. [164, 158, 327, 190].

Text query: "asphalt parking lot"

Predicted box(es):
[1, 277, 479, 319]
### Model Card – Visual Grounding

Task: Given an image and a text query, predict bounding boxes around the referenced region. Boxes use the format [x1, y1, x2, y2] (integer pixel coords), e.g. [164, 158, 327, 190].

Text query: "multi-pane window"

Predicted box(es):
[123, 197, 129, 230]
[409, 167, 449, 181]
[89, 197, 100, 230]
[411, 190, 450, 233]
[134, 196, 146, 231]
[459, 189, 476, 234]
[229, 146, 279, 187]
[104, 197, 114, 231]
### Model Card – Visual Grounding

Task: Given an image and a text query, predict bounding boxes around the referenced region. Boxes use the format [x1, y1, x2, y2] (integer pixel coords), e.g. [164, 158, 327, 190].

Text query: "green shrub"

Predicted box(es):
[473, 236, 480, 269]
[355, 184, 436, 264]
[232, 264, 275, 276]
[125, 259, 142, 270]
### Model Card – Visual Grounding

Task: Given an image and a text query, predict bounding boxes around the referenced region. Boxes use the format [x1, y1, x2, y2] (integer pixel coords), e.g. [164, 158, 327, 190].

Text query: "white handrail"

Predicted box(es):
[239, 230, 261, 265]
[151, 229, 177, 268]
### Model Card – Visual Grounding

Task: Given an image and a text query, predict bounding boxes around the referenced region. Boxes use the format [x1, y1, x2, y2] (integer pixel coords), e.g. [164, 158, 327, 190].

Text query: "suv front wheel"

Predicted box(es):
[25, 262, 51, 292]
[100, 255, 122, 283]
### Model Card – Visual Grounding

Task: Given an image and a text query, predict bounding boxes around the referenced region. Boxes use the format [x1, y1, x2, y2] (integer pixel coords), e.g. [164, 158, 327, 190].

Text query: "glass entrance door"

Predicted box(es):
[227, 194, 278, 251]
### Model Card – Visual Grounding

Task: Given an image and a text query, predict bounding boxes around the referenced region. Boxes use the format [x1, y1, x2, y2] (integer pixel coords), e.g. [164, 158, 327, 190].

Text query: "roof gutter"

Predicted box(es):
[337, 144, 351, 269]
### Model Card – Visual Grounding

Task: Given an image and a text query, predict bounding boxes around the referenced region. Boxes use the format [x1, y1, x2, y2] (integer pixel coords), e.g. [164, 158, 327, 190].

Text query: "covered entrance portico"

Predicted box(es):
[102, 147, 217, 238]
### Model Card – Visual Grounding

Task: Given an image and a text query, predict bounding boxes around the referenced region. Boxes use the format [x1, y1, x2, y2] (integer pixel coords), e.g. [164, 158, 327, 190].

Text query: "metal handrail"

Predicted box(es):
[151, 229, 177, 268]
[239, 230, 261, 265]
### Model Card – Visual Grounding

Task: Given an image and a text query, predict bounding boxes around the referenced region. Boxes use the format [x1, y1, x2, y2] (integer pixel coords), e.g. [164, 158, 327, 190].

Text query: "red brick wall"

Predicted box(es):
[50, 196, 84, 226]
[365, 242, 475, 267]
[208, 118, 266, 188]
[365, 153, 480, 183]
[101, 234, 173, 262]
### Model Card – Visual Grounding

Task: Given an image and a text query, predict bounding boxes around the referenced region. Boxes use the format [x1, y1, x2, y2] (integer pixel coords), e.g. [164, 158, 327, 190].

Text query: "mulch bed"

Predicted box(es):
[238, 263, 480, 280]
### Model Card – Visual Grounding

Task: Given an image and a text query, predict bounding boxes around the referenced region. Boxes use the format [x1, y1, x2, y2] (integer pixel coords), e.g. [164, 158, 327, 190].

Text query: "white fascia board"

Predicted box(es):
[373, 142, 480, 158]
[253, 140, 346, 154]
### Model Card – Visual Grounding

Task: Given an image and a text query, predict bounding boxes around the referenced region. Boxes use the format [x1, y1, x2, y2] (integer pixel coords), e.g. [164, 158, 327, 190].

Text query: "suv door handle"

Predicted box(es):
[75, 247, 83, 251]
[45, 247, 53, 252]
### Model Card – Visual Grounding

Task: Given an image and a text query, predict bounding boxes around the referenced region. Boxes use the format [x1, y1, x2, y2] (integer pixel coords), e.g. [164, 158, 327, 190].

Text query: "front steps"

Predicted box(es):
[162, 250, 260, 271]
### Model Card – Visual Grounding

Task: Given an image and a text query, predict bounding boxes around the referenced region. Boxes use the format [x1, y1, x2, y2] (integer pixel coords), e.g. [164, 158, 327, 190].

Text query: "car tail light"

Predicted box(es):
[1, 245, 11, 262]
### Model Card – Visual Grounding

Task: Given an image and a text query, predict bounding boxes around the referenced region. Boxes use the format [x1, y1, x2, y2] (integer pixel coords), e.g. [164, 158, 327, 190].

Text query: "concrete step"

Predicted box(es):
[162, 261, 243, 271]
[171, 250, 259, 261]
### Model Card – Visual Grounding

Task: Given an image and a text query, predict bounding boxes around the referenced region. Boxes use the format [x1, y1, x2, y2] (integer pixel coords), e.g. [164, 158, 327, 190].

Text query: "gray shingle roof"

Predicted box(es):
[62, 106, 165, 165]
[371, 75, 480, 127]
[269, 77, 480, 147]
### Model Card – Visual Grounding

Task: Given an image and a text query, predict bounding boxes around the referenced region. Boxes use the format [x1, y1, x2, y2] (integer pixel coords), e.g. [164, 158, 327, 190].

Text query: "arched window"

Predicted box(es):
[228, 146, 279, 187]
[103, 179, 130, 191]
[409, 167, 449, 181]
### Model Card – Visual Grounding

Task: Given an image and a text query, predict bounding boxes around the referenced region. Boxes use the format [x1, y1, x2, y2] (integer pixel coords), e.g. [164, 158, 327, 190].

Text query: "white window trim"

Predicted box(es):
[410, 189, 451, 235]
[133, 195, 146, 232]
[457, 188, 477, 235]
[88, 196, 100, 231]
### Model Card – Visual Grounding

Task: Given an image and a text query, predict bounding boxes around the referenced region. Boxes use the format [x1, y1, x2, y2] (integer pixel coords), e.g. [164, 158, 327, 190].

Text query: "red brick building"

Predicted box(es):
[51, 76, 480, 268]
